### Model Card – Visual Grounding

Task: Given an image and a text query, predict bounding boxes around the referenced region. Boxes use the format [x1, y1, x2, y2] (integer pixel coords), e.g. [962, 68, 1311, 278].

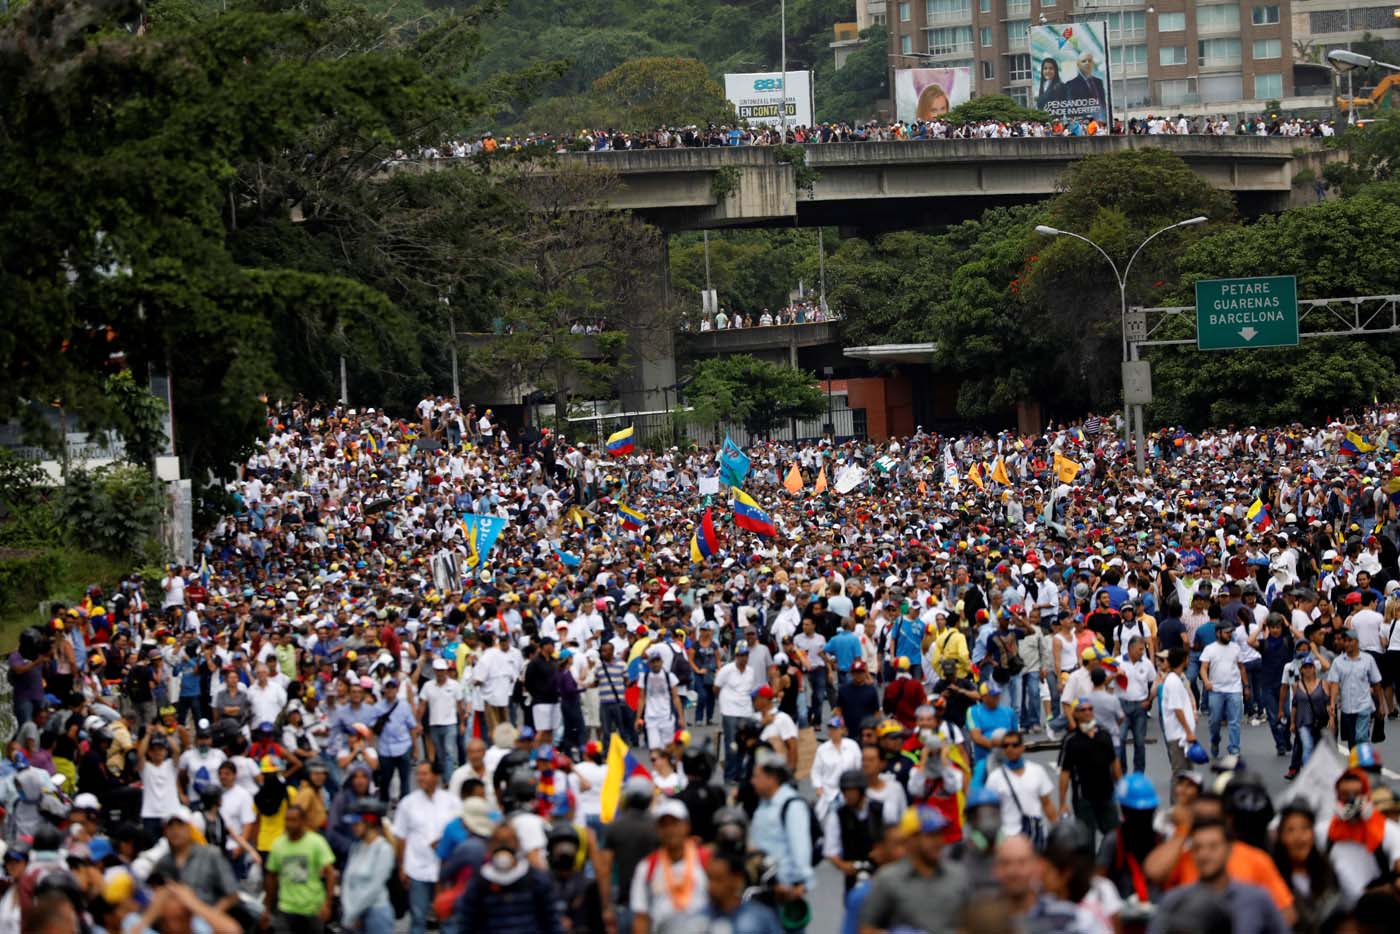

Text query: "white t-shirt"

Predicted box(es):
[760, 712, 798, 749]
[1352, 609, 1385, 653]
[177, 747, 227, 794]
[218, 783, 257, 850]
[628, 847, 710, 929]
[985, 762, 1055, 839]
[421, 679, 463, 726]
[246, 682, 288, 727]
[573, 761, 607, 820]
[140, 759, 180, 819]
[641, 669, 679, 720]
[713, 663, 757, 718]
[391, 788, 458, 883]
[1161, 672, 1194, 748]
[1199, 641, 1243, 693]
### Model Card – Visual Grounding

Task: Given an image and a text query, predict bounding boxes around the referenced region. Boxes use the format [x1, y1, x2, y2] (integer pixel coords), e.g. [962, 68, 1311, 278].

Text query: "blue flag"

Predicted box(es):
[461, 514, 508, 567]
[554, 547, 582, 568]
[720, 436, 750, 489]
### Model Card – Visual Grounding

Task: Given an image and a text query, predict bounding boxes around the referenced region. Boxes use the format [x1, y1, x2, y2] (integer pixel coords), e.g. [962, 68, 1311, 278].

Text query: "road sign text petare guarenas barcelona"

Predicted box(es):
[1194, 275, 1300, 350]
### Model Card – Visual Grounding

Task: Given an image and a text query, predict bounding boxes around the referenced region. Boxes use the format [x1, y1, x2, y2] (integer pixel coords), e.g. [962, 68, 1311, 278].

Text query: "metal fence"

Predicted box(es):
[578, 405, 866, 450]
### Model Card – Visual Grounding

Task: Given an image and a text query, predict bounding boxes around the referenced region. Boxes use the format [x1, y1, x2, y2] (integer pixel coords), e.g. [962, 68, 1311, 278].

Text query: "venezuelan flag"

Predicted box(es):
[365, 433, 380, 456]
[1341, 431, 1374, 457]
[731, 488, 777, 537]
[618, 503, 647, 532]
[600, 734, 653, 822]
[1246, 498, 1272, 531]
[689, 508, 720, 562]
[605, 425, 635, 456]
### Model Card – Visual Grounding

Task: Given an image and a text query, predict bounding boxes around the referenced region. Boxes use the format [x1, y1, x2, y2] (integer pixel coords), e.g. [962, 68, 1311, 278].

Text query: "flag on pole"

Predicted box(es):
[966, 463, 985, 491]
[1054, 453, 1081, 483]
[689, 508, 720, 562]
[365, 433, 380, 457]
[605, 426, 635, 456]
[813, 464, 828, 495]
[599, 735, 653, 823]
[1246, 498, 1273, 531]
[732, 488, 778, 537]
[990, 457, 1011, 486]
[617, 503, 647, 532]
[719, 437, 750, 488]
[783, 463, 804, 495]
[1341, 431, 1374, 456]
[199, 554, 210, 590]
[460, 514, 508, 568]
[553, 548, 582, 567]
[943, 446, 960, 490]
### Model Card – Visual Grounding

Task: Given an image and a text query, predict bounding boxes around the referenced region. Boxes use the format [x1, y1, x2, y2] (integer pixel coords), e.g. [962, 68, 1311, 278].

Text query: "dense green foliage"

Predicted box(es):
[946, 95, 1048, 126]
[670, 229, 831, 317]
[685, 355, 826, 437]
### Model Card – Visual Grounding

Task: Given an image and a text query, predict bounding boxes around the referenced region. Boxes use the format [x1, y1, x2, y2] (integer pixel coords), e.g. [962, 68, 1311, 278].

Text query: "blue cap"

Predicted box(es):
[519, 725, 536, 740]
[1115, 773, 1159, 811]
[904, 805, 949, 835]
[965, 787, 1001, 811]
[827, 715, 844, 729]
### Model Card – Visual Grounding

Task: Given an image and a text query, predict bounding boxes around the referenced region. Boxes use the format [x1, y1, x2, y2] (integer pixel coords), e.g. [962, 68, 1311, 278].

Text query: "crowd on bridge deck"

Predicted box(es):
[389, 113, 1336, 164]
[694, 300, 836, 332]
[8, 388, 1400, 934]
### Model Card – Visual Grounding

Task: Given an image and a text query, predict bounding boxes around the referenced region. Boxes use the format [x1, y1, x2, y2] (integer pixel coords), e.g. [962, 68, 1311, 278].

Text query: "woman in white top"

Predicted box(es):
[860, 746, 907, 824]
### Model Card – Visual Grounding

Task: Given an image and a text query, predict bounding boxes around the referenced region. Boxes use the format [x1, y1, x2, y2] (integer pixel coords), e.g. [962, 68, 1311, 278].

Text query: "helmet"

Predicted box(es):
[838, 769, 868, 791]
[1350, 742, 1381, 771]
[1043, 819, 1094, 860]
[350, 796, 388, 818]
[1115, 773, 1159, 811]
[680, 746, 715, 781]
[965, 787, 1002, 812]
[198, 787, 223, 811]
[1186, 741, 1210, 765]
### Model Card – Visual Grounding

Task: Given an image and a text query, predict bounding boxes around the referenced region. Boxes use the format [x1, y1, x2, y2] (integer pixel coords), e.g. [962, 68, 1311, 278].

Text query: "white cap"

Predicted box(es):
[432, 658, 450, 671]
[73, 793, 101, 811]
[652, 798, 689, 821]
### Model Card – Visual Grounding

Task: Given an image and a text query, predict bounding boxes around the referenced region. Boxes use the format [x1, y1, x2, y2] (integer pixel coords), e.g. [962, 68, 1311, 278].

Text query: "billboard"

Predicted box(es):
[894, 68, 973, 123]
[724, 71, 814, 127]
[1030, 22, 1112, 125]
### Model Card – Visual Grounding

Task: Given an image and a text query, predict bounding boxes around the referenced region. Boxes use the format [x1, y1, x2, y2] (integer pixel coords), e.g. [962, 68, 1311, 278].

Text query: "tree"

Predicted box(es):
[1324, 111, 1400, 196]
[592, 57, 735, 128]
[946, 94, 1048, 125]
[684, 355, 824, 437]
[669, 229, 829, 317]
[816, 26, 888, 124]
[1146, 193, 1400, 426]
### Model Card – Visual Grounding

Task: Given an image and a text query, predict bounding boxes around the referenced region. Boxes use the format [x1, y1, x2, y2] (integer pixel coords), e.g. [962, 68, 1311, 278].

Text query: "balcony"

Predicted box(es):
[1115, 61, 1148, 76]
[926, 9, 973, 24]
[1006, 0, 1030, 15]
[926, 38, 976, 54]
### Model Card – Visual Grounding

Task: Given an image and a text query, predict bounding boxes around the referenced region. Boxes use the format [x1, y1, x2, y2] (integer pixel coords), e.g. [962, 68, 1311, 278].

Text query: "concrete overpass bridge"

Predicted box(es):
[565, 136, 1336, 231]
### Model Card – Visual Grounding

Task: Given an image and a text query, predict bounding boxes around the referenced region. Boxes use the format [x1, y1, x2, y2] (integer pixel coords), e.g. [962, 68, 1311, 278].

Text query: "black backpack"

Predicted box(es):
[781, 795, 825, 867]
[670, 648, 694, 688]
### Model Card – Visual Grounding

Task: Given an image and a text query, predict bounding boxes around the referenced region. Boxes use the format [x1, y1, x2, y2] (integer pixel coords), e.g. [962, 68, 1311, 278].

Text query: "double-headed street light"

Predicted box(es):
[1034, 216, 1208, 475]
[1326, 49, 1400, 124]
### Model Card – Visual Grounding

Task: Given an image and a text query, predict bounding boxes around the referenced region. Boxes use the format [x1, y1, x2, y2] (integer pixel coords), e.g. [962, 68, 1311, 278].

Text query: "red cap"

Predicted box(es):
[753, 685, 776, 700]
[1345, 591, 1363, 605]
[850, 661, 867, 672]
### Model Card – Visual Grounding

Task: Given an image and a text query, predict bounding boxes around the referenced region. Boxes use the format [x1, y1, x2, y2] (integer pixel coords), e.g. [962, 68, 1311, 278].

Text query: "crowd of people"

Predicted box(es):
[388, 113, 1337, 164]
[5, 396, 1400, 934]
[693, 300, 836, 332]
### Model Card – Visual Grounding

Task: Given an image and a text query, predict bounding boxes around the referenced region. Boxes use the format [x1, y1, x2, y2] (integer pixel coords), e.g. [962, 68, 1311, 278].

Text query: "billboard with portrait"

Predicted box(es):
[724, 71, 814, 127]
[894, 67, 973, 123]
[1030, 22, 1113, 126]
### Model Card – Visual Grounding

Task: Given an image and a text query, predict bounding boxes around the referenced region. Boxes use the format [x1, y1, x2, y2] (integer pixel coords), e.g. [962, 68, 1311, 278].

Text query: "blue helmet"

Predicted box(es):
[1187, 741, 1210, 765]
[965, 787, 1002, 812]
[1115, 773, 1159, 811]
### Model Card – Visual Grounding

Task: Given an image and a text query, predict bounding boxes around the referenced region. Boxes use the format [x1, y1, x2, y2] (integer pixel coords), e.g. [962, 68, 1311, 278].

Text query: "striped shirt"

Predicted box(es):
[597, 658, 629, 705]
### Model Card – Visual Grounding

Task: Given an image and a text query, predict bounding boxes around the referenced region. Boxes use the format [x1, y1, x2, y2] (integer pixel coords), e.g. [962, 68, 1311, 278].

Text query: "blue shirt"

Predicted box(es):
[825, 631, 863, 672]
[374, 697, 418, 757]
[750, 784, 815, 887]
[965, 703, 1017, 762]
[327, 701, 376, 753]
[891, 618, 925, 666]
[175, 658, 202, 698]
[1100, 585, 1131, 611]
[842, 880, 872, 934]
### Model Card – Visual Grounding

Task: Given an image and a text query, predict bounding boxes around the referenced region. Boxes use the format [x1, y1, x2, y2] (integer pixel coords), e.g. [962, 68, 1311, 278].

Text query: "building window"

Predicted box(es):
[983, 60, 995, 79]
[979, 0, 990, 11]
[926, 0, 971, 22]
[1006, 19, 1030, 46]
[1158, 11, 1185, 31]
[926, 25, 974, 53]
[1252, 37, 1281, 59]
[900, 2, 912, 21]
[1196, 4, 1241, 32]
[1157, 77, 1198, 106]
[1251, 4, 1280, 25]
[1111, 43, 1148, 70]
[901, 34, 913, 54]
[1007, 0, 1030, 15]
[1254, 72, 1282, 99]
[1009, 52, 1032, 81]
[1042, 0, 1055, 6]
[1160, 45, 1188, 65]
[980, 26, 993, 46]
[1010, 87, 1030, 106]
[1198, 37, 1242, 66]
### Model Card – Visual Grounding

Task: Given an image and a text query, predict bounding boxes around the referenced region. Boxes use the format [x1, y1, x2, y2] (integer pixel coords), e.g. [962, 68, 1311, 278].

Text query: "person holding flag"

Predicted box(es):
[606, 425, 635, 456]
[732, 488, 778, 538]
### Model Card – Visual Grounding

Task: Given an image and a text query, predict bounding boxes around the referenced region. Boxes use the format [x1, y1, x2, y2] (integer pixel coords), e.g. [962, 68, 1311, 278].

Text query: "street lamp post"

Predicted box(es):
[780, 0, 788, 141]
[1327, 49, 1400, 123]
[1034, 216, 1207, 475]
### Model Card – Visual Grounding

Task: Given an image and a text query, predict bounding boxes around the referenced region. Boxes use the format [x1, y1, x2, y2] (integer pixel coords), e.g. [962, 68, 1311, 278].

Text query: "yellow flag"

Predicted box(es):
[990, 457, 1011, 486]
[813, 464, 828, 495]
[966, 463, 985, 491]
[1054, 453, 1081, 484]
[784, 463, 804, 495]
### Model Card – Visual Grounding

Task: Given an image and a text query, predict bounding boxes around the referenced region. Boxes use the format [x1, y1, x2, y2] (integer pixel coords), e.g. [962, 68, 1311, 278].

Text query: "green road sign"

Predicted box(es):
[1194, 275, 1299, 350]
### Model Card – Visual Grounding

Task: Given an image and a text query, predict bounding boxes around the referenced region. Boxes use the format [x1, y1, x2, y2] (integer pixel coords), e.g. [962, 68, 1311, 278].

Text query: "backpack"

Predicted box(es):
[781, 795, 825, 867]
[670, 648, 694, 688]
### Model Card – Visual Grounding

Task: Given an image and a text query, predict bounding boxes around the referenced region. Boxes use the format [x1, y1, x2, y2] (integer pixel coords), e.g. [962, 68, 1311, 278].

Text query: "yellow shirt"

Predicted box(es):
[255, 790, 295, 852]
[930, 626, 971, 678]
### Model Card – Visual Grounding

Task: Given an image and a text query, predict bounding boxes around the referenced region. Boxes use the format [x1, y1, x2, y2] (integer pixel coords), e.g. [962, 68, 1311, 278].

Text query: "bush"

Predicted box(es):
[0, 550, 61, 612]
[56, 464, 165, 559]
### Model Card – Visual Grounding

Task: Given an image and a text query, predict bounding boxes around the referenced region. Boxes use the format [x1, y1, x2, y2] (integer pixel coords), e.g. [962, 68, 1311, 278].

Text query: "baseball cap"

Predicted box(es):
[653, 798, 690, 821]
[899, 805, 949, 835]
[432, 658, 450, 670]
[979, 681, 1002, 697]
[827, 715, 845, 729]
[876, 719, 906, 738]
[165, 806, 196, 826]
[72, 793, 101, 812]
[752, 685, 775, 700]
[850, 660, 867, 672]
[735, 643, 750, 654]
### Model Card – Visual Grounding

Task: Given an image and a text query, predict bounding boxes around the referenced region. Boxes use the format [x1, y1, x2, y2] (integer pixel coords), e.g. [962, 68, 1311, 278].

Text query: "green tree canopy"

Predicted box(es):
[945, 94, 1047, 125]
[684, 355, 825, 437]
[592, 57, 735, 128]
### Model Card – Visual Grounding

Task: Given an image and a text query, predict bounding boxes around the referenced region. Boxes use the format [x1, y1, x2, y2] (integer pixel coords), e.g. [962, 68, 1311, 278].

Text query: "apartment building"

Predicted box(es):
[885, 0, 1327, 116]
